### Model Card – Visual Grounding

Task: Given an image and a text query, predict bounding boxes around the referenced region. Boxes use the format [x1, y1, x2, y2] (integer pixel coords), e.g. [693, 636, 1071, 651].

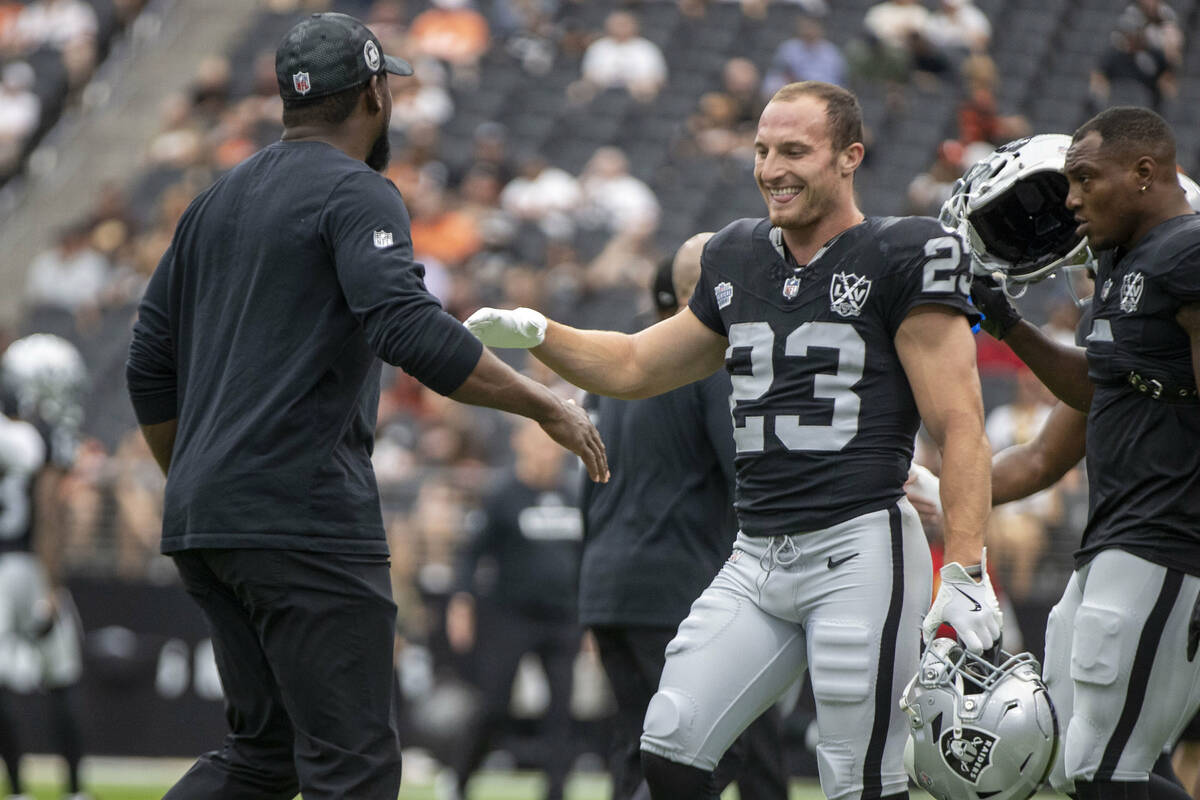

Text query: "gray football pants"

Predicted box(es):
[640, 500, 931, 800]
[1045, 549, 1200, 791]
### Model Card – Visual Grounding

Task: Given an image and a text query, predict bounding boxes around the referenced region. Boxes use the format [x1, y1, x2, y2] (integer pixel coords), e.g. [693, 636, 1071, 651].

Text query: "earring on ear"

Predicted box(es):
[1140, 184, 1149, 193]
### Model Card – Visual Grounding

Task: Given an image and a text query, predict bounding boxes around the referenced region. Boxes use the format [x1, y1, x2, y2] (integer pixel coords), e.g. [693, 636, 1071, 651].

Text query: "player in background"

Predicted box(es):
[465, 80, 999, 800]
[945, 110, 1200, 800]
[0, 334, 90, 800]
[578, 235, 788, 800]
[442, 417, 585, 800]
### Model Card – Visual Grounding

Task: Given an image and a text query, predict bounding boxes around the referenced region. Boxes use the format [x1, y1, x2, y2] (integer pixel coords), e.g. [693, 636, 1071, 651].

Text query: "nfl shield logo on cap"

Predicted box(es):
[292, 71, 311, 95]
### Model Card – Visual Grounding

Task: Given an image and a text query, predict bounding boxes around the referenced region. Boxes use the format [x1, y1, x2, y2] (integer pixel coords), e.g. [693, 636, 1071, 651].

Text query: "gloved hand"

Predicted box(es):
[970, 275, 1022, 340]
[464, 306, 548, 348]
[923, 548, 1003, 654]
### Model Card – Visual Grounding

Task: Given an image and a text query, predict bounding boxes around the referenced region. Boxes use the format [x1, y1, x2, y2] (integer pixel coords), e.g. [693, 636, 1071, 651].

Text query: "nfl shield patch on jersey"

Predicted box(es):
[373, 230, 394, 248]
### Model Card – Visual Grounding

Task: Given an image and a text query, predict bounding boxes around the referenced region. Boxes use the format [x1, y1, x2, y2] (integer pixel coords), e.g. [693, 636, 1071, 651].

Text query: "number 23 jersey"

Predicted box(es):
[689, 216, 977, 537]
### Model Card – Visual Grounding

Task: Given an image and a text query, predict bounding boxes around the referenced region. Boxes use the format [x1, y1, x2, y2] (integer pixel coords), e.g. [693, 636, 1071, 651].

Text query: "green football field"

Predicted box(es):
[12, 756, 1064, 800]
[8, 755, 858, 799]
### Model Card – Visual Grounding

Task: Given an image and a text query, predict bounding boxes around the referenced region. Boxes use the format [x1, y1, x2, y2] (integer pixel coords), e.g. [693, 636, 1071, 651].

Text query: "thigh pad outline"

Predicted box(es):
[1071, 603, 1126, 687]
[809, 622, 872, 704]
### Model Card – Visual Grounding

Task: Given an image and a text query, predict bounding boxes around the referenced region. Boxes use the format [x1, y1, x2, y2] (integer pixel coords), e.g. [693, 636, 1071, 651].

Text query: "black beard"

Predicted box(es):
[366, 129, 390, 173]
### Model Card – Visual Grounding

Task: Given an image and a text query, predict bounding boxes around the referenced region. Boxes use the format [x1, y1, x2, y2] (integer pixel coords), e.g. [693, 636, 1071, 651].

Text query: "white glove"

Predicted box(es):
[464, 306, 547, 348]
[922, 548, 1002, 654]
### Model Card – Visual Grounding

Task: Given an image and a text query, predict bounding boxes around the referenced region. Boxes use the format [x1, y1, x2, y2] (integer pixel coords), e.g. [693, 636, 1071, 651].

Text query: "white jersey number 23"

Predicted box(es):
[726, 321, 865, 453]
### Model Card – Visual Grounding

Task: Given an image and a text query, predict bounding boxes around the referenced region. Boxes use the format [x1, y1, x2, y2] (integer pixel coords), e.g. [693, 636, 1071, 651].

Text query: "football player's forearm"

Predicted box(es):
[992, 402, 1086, 505]
[1001, 320, 1094, 411]
[532, 322, 648, 399]
[937, 421, 992, 566]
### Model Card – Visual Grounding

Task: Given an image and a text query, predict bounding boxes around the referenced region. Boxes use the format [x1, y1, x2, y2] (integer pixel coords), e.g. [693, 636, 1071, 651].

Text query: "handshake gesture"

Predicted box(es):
[464, 307, 548, 349]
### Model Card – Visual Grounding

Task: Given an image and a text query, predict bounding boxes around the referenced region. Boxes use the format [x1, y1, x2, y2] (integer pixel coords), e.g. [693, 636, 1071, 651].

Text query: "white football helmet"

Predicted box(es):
[901, 638, 1058, 800]
[1181, 172, 1200, 211]
[940, 134, 1088, 283]
[1, 334, 87, 463]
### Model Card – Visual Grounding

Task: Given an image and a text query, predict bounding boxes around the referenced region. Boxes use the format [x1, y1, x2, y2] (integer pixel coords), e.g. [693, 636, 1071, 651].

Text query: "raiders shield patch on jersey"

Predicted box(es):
[1120, 271, 1144, 313]
[940, 728, 997, 783]
[830, 272, 871, 317]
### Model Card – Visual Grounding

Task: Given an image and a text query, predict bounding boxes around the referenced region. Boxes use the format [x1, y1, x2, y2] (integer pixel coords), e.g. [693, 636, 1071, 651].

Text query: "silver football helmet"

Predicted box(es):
[1, 334, 87, 462]
[940, 134, 1088, 283]
[901, 638, 1058, 800]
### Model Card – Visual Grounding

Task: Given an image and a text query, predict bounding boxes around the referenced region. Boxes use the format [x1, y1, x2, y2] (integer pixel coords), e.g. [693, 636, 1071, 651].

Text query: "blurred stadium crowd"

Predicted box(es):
[0, 0, 1196, 778]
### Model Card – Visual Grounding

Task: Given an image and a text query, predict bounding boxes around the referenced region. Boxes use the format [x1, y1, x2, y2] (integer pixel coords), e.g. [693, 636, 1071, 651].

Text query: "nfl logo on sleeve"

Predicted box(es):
[292, 71, 311, 95]
[373, 230, 393, 248]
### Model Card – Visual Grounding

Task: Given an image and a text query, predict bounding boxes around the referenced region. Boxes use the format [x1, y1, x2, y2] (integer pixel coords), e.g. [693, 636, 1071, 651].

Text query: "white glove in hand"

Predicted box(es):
[922, 548, 1002, 654]
[464, 307, 548, 348]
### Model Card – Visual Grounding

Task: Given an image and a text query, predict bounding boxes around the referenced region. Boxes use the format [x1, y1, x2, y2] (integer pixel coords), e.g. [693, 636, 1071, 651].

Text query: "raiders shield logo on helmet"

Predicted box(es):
[939, 727, 997, 783]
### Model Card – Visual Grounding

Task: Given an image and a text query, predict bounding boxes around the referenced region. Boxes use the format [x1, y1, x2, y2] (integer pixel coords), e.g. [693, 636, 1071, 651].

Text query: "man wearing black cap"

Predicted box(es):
[125, 12, 607, 800]
[579, 234, 789, 800]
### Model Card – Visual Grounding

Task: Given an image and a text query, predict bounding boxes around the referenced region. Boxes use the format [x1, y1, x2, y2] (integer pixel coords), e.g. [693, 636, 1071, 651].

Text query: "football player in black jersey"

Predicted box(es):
[466, 81, 999, 800]
[952, 107, 1200, 800]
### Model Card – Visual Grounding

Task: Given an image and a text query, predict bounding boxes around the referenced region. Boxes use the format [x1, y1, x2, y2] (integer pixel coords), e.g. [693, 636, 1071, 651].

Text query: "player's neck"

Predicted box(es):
[779, 206, 866, 266]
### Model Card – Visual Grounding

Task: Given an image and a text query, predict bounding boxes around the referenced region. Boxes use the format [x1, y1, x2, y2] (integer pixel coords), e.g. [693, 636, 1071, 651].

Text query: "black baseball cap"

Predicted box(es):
[651, 256, 678, 312]
[276, 12, 413, 101]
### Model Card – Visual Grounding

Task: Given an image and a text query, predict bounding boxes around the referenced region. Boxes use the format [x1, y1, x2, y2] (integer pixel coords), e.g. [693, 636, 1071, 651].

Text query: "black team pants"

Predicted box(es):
[164, 548, 402, 800]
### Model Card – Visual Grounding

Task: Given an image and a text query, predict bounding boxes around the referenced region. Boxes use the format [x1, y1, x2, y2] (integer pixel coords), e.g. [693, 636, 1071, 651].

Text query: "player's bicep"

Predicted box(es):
[896, 306, 986, 444]
[627, 308, 727, 397]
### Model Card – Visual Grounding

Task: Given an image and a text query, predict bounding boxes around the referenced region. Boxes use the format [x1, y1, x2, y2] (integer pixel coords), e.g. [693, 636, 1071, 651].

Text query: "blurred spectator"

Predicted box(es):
[500, 155, 582, 235]
[720, 57, 764, 133]
[685, 91, 748, 159]
[1118, 0, 1183, 67]
[6, 0, 97, 86]
[906, 138, 965, 216]
[189, 55, 233, 123]
[146, 92, 208, 168]
[389, 64, 455, 133]
[578, 11, 667, 103]
[985, 368, 1062, 599]
[577, 146, 660, 236]
[409, 168, 485, 270]
[862, 0, 929, 52]
[0, 60, 40, 176]
[409, 0, 491, 84]
[25, 221, 110, 315]
[957, 53, 1030, 147]
[1090, 13, 1175, 111]
[443, 417, 584, 800]
[923, 0, 991, 62]
[762, 14, 847, 94]
[111, 428, 166, 579]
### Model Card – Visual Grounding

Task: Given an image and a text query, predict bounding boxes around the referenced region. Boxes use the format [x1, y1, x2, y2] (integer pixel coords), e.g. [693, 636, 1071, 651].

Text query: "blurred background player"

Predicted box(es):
[443, 416, 586, 800]
[0, 334, 89, 800]
[578, 233, 788, 800]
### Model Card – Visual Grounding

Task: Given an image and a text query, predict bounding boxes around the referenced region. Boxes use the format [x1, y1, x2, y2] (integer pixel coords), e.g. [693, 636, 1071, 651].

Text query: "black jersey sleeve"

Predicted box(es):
[1160, 239, 1200, 303]
[126, 242, 179, 425]
[323, 171, 482, 395]
[882, 219, 979, 336]
[688, 261, 727, 336]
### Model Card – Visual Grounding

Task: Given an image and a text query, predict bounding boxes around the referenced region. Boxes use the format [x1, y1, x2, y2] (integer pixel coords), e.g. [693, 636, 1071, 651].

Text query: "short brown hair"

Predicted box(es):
[769, 81, 864, 154]
[1073, 106, 1176, 166]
